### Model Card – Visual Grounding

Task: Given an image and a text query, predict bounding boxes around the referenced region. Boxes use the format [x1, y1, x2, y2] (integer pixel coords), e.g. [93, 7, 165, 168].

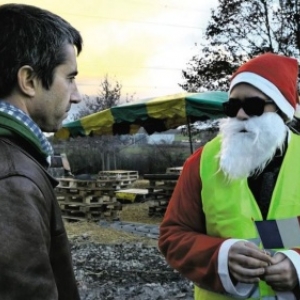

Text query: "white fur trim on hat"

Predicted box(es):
[229, 72, 295, 120]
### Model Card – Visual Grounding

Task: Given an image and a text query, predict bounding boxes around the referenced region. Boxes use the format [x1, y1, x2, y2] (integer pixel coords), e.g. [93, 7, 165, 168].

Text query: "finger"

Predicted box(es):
[240, 244, 273, 264]
[230, 264, 264, 283]
[241, 255, 269, 268]
[265, 257, 292, 275]
[244, 241, 260, 250]
[270, 253, 286, 265]
[230, 251, 271, 268]
[229, 257, 266, 277]
[264, 260, 298, 291]
[244, 242, 272, 257]
[264, 263, 282, 275]
[263, 272, 281, 282]
[244, 242, 271, 256]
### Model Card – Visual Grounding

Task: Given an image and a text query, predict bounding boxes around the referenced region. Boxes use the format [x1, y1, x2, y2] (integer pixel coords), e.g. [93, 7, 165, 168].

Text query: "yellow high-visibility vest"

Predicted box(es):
[195, 131, 300, 299]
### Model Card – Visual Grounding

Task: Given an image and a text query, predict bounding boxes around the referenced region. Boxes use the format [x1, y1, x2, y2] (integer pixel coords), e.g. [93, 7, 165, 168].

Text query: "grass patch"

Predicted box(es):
[65, 220, 158, 246]
[120, 202, 162, 225]
[65, 200, 162, 245]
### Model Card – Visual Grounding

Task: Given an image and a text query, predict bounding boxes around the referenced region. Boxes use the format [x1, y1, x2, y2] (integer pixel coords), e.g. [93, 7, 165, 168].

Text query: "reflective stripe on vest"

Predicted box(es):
[195, 131, 300, 300]
[194, 288, 294, 300]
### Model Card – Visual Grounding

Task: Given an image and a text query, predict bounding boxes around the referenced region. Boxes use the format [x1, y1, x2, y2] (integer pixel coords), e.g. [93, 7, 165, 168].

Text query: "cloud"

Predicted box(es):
[1, 0, 219, 99]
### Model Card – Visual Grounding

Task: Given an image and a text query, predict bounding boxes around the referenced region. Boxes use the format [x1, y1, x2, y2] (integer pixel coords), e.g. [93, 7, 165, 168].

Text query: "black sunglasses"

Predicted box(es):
[222, 97, 275, 117]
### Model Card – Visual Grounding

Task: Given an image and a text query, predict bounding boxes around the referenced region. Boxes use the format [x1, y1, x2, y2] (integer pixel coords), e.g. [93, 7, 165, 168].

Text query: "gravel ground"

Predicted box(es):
[70, 236, 194, 300]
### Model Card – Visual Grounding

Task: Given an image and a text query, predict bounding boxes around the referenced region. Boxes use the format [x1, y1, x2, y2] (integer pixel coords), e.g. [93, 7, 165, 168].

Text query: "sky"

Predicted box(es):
[2, 0, 219, 102]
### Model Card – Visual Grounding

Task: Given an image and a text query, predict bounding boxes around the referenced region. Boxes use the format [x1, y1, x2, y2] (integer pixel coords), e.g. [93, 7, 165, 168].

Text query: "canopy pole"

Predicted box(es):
[186, 116, 194, 154]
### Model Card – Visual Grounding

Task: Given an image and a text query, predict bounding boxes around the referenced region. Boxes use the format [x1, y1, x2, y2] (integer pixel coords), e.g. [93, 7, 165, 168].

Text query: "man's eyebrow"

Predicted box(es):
[68, 70, 78, 77]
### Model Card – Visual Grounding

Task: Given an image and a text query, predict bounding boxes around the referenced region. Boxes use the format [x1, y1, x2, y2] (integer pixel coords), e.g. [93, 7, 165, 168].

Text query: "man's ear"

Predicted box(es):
[17, 65, 37, 97]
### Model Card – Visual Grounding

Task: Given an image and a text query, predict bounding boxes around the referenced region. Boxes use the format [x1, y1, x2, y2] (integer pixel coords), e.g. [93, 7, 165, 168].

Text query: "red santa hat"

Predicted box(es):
[229, 53, 299, 121]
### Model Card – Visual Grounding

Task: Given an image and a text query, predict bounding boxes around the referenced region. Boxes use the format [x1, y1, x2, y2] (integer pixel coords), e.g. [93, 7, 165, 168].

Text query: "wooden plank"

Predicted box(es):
[61, 203, 122, 222]
[59, 202, 122, 213]
[148, 206, 166, 217]
[115, 188, 150, 203]
[166, 166, 183, 174]
[61, 212, 120, 222]
[56, 178, 98, 188]
[61, 209, 121, 220]
[98, 170, 139, 180]
[95, 180, 134, 189]
[57, 194, 116, 204]
[116, 188, 149, 194]
[55, 186, 114, 196]
[56, 177, 136, 191]
[149, 199, 169, 206]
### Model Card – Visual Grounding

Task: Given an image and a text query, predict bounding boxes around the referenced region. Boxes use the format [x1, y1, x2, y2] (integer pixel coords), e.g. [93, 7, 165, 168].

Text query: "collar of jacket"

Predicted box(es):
[0, 111, 48, 162]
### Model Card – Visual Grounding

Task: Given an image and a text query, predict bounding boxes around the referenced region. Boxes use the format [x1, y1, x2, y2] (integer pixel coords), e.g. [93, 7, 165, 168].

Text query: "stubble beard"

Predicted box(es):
[218, 113, 288, 180]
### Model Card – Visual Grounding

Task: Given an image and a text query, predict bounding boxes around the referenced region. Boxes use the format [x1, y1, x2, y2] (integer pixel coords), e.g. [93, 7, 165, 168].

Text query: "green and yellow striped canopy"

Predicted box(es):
[55, 91, 228, 139]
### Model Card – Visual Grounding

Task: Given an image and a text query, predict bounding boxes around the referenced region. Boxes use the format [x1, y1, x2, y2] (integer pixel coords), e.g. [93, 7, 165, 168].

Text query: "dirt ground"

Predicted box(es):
[70, 237, 193, 299]
[64, 202, 161, 243]
[65, 195, 194, 300]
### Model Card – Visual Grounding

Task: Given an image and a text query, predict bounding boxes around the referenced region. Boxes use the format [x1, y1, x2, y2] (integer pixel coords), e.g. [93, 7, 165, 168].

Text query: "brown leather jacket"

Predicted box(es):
[0, 137, 80, 300]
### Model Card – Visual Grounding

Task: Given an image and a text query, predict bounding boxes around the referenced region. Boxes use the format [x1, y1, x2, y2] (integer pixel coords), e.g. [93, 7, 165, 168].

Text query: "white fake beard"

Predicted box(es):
[218, 113, 288, 180]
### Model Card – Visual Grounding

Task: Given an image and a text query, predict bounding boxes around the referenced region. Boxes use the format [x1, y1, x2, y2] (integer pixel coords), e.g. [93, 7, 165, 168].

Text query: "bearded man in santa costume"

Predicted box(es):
[159, 52, 300, 300]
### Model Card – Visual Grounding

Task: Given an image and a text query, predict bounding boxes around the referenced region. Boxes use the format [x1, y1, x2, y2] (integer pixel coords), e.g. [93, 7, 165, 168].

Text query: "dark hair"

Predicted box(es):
[0, 4, 83, 98]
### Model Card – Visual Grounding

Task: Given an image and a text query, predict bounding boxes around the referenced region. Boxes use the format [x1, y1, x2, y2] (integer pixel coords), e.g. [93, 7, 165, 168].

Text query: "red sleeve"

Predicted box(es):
[158, 147, 228, 292]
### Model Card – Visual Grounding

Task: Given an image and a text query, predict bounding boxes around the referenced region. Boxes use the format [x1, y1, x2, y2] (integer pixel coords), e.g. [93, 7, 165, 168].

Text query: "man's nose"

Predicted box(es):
[236, 108, 250, 120]
[71, 85, 82, 104]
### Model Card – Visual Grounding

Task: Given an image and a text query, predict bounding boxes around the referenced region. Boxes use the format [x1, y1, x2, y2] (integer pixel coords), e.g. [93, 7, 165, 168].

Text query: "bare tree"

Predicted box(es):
[74, 74, 122, 119]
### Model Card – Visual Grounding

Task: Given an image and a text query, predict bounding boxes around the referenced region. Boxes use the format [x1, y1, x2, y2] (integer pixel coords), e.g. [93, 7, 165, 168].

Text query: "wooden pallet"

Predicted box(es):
[148, 199, 169, 206]
[61, 210, 120, 222]
[148, 180, 177, 187]
[55, 176, 134, 222]
[148, 206, 167, 217]
[60, 202, 122, 222]
[57, 194, 116, 204]
[148, 198, 169, 216]
[57, 178, 99, 189]
[55, 186, 115, 196]
[59, 202, 121, 213]
[98, 170, 139, 180]
[148, 184, 175, 193]
[61, 209, 121, 219]
[95, 179, 136, 189]
[56, 179, 133, 191]
[147, 193, 172, 201]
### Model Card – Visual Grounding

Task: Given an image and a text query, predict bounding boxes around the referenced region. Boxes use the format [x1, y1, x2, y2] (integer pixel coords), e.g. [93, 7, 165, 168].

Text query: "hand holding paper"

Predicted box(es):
[263, 253, 298, 291]
[228, 241, 272, 283]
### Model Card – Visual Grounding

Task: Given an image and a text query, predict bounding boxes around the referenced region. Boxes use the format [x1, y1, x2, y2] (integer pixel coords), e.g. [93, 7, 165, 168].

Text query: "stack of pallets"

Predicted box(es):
[144, 168, 181, 217]
[55, 178, 121, 222]
[55, 170, 139, 222]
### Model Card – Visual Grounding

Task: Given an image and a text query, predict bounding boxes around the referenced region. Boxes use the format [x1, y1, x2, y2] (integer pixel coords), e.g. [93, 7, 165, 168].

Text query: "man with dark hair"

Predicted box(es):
[0, 4, 82, 299]
[159, 53, 300, 299]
